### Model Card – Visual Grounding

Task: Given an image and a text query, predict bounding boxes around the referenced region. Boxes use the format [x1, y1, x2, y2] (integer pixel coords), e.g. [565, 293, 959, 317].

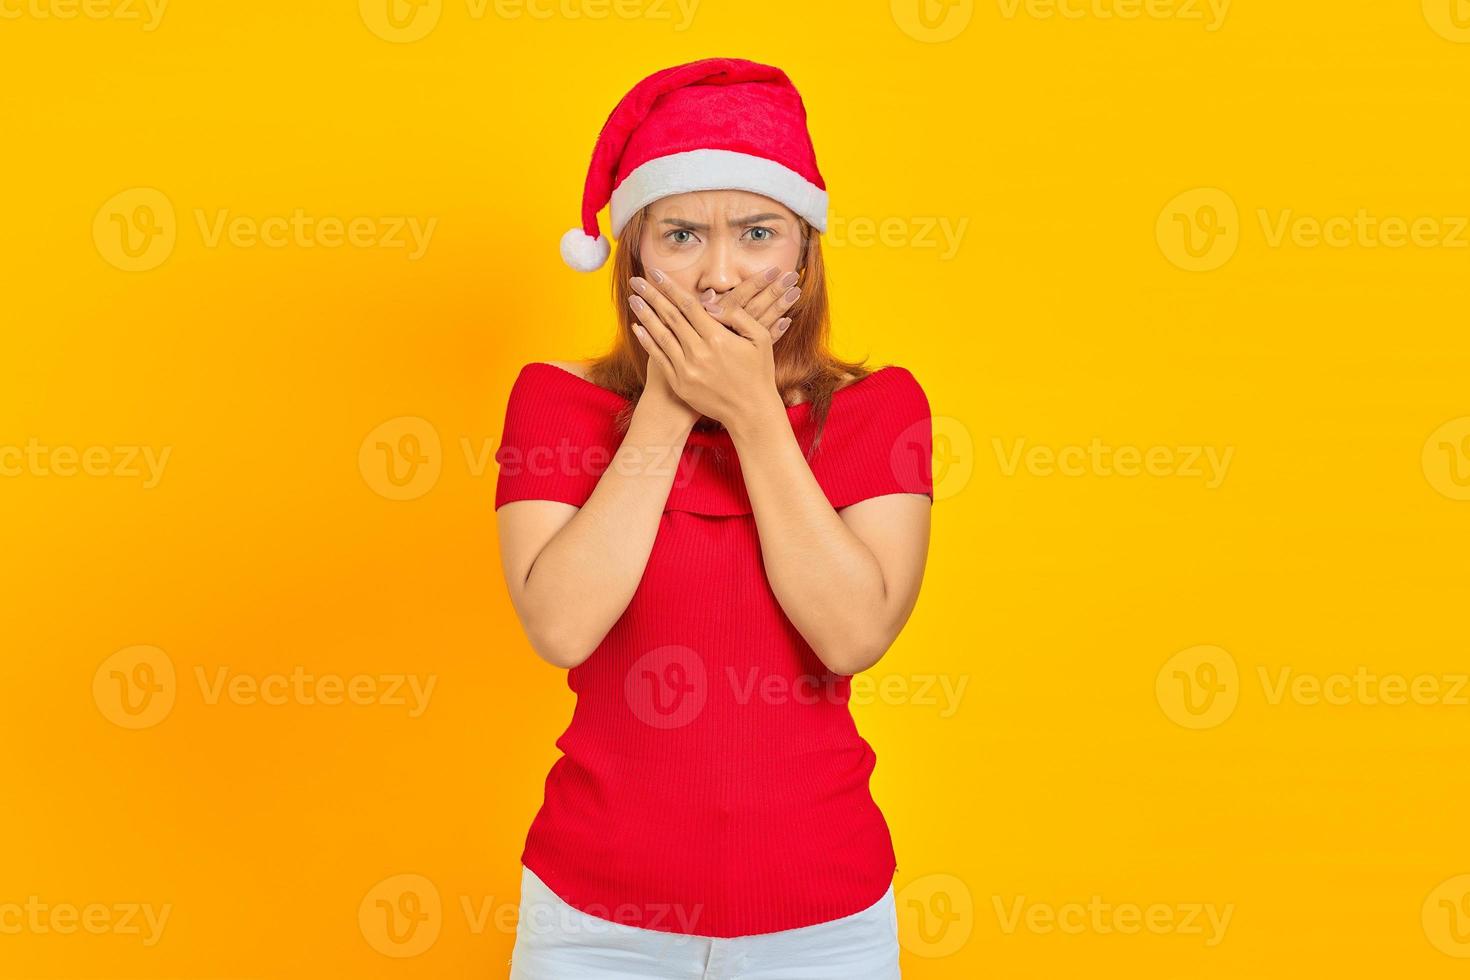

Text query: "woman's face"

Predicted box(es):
[636, 190, 804, 301]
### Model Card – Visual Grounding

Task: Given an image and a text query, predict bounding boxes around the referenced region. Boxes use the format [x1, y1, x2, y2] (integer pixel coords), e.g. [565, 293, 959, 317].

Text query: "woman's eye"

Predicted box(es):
[746, 227, 774, 242]
[667, 230, 696, 245]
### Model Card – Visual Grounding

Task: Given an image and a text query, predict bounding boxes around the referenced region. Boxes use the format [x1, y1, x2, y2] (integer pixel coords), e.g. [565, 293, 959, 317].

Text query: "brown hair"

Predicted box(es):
[584, 204, 871, 458]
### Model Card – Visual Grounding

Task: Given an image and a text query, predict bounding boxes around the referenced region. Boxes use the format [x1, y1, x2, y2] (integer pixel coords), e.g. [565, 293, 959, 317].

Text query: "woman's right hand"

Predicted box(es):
[636, 342, 702, 430]
[630, 262, 799, 428]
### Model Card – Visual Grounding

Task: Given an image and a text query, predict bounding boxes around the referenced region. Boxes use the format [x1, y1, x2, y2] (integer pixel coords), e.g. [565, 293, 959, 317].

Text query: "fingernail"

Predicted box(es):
[630, 277, 648, 294]
[701, 288, 716, 302]
[782, 286, 801, 304]
[703, 302, 723, 316]
[779, 271, 799, 288]
[629, 295, 648, 312]
[632, 324, 647, 340]
[775, 317, 791, 335]
[650, 268, 667, 284]
[764, 266, 780, 283]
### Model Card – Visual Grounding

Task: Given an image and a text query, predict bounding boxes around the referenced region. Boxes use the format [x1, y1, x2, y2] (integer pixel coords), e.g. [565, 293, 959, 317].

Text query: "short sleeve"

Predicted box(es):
[493, 363, 624, 510]
[807, 366, 934, 509]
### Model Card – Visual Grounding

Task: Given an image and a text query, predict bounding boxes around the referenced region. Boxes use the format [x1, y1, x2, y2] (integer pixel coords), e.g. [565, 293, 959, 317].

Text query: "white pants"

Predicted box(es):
[508, 865, 901, 979]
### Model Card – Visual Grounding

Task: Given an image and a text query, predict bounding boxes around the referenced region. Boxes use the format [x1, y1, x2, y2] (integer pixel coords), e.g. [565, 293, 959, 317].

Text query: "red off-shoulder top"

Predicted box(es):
[494, 361, 933, 937]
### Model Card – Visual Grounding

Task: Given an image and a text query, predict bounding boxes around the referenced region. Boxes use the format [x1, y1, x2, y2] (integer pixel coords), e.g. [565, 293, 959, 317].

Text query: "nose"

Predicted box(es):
[696, 236, 741, 296]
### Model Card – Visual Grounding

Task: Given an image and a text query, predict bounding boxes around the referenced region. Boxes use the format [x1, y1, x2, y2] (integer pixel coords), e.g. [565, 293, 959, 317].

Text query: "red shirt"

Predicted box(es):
[494, 361, 934, 937]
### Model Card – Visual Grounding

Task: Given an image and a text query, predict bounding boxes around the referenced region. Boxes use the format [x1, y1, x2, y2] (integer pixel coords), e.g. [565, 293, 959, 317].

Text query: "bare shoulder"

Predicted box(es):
[543, 359, 595, 381]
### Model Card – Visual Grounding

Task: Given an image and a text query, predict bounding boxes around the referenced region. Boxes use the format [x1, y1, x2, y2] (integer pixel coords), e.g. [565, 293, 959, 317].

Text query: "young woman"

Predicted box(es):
[495, 58, 934, 980]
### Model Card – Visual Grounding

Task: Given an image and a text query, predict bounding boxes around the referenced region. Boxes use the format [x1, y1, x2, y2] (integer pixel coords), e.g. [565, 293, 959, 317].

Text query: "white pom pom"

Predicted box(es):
[560, 227, 611, 272]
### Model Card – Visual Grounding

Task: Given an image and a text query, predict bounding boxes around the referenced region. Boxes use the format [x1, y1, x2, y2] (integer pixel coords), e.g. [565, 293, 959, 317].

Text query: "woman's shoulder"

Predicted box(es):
[508, 359, 626, 406]
[838, 364, 929, 412]
[499, 359, 627, 444]
[540, 359, 595, 382]
[807, 364, 934, 505]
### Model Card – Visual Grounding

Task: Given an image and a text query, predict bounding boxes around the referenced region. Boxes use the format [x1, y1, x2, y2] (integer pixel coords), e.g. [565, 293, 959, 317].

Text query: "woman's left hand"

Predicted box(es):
[628, 267, 785, 430]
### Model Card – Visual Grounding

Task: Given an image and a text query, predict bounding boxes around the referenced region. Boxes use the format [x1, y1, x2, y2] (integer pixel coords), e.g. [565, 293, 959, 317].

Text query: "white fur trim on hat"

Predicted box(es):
[608, 149, 828, 238]
[560, 227, 611, 271]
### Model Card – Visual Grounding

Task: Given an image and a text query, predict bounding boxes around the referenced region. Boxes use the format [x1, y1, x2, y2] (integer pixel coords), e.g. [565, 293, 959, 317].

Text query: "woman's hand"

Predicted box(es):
[626, 267, 787, 430]
[698, 265, 803, 342]
[637, 347, 701, 431]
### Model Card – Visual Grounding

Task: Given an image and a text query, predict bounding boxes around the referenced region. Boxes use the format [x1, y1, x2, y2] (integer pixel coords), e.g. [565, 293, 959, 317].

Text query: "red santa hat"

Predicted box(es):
[559, 57, 829, 272]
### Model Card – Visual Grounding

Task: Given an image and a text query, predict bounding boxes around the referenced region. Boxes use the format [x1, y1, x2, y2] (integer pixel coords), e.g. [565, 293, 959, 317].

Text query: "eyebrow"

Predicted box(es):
[659, 213, 785, 231]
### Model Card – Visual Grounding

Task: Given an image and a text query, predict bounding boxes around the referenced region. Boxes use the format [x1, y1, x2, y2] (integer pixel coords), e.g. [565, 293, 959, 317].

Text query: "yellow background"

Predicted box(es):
[4, 0, 1470, 976]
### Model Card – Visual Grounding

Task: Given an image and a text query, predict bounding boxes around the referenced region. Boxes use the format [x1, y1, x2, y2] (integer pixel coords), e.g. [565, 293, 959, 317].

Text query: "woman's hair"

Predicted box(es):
[584, 204, 871, 458]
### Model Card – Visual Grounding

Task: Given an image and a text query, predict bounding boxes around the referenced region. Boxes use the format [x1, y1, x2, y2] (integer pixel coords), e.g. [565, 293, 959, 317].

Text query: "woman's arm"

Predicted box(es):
[728, 403, 931, 676]
[496, 372, 696, 670]
[626, 268, 931, 675]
